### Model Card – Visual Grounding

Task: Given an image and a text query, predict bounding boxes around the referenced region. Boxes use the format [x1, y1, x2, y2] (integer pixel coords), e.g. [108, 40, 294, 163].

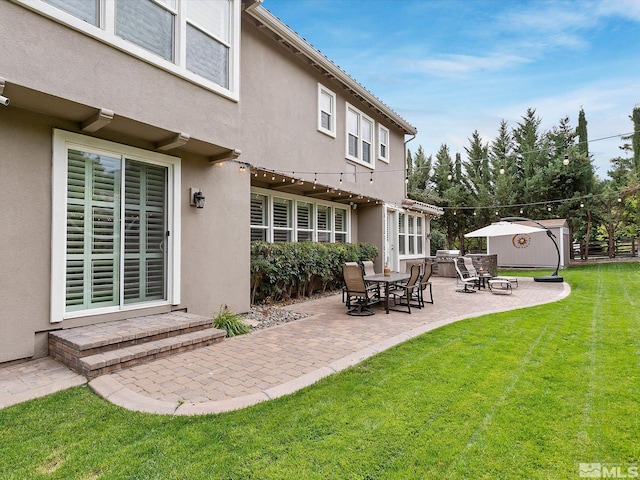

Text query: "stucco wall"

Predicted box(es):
[0, 110, 54, 362]
[0, 1, 241, 149]
[239, 21, 407, 205]
[179, 159, 250, 317]
[0, 107, 250, 362]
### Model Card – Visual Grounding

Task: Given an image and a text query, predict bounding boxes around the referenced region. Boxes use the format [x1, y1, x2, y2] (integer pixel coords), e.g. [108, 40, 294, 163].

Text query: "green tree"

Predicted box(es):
[406, 145, 432, 203]
[512, 108, 548, 217]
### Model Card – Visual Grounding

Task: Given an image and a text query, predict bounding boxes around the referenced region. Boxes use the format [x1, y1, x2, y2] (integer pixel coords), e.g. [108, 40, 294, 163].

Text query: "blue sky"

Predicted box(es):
[263, 0, 640, 178]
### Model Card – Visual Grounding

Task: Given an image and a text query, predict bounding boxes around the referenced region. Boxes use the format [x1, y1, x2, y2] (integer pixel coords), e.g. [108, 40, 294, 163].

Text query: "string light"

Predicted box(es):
[339, 173, 343, 185]
[249, 131, 637, 182]
[499, 165, 505, 175]
[563, 154, 570, 166]
[369, 172, 373, 185]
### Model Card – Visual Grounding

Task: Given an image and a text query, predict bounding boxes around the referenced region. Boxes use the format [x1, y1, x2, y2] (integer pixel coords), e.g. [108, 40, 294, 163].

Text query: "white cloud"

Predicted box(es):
[406, 53, 532, 78]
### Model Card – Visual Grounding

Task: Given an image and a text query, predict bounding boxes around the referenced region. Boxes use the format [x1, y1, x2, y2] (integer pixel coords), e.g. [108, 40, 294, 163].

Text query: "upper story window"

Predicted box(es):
[317, 84, 336, 137]
[378, 124, 390, 163]
[27, 0, 238, 99]
[346, 103, 375, 168]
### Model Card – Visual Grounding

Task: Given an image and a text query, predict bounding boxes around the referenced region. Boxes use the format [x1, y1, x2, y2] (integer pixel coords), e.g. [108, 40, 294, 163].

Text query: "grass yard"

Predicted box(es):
[1, 262, 639, 479]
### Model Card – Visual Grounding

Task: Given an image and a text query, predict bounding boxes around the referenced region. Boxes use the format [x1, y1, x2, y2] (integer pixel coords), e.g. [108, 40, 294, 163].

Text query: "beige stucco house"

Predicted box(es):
[0, 0, 442, 364]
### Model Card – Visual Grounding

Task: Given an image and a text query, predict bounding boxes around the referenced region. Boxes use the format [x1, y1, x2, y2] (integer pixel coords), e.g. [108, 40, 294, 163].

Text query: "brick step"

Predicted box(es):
[49, 311, 226, 377]
[78, 329, 225, 379]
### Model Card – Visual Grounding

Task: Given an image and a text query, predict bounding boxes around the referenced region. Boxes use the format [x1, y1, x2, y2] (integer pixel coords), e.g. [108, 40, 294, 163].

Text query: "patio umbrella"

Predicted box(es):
[464, 221, 545, 238]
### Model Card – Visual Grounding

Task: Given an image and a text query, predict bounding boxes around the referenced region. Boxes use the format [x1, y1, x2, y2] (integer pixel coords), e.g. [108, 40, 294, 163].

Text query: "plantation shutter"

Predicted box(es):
[123, 160, 167, 304]
[273, 198, 292, 242]
[416, 217, 423, 254]
[317, 205, 330, 243]
[334, 208, 347, 243]
[250, 194, 268, 241]
[297, 202, 313, 241]
[408, 216, 415, 254]
[66, 150, 121, 311]
[398, 214, 406, 255]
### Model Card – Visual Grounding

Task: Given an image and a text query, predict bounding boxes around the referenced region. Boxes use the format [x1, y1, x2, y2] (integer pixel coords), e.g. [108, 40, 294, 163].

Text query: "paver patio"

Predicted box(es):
[0, 276, 569, 414]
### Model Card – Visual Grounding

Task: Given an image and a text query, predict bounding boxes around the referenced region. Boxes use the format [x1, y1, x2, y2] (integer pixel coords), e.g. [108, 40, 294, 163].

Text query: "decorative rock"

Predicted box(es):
[242, 305, 310, 331]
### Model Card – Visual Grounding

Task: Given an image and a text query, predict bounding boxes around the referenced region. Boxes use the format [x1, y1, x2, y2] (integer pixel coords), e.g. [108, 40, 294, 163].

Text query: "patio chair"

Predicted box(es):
[462, 256, 479, 277]
[488, 278, 513, 294]
[419, 261, 434, 305]
[342, 262, 359, 303]
[361, 260, 376, 276]
[454, 258, 479, 293]
[389, 263, 421, 313]
[361, 260, 381, 300]
[343, 264, 376, 316]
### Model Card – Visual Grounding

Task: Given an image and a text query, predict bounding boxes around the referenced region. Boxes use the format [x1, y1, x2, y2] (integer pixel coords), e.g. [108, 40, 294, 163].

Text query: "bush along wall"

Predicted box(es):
[250, 241, 378, 304]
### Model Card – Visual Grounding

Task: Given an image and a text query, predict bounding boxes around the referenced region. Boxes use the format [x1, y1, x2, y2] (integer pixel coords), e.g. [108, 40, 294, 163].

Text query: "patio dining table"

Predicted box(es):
[364, 272, 411, 314]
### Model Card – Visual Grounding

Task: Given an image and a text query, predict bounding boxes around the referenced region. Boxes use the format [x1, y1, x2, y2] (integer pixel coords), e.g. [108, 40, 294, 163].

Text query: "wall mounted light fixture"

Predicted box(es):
[190, 188, 205, 209]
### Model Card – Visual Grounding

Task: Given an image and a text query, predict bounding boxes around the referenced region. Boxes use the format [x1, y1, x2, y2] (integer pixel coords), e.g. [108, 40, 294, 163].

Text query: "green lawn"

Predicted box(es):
[1, 262, 639, 479]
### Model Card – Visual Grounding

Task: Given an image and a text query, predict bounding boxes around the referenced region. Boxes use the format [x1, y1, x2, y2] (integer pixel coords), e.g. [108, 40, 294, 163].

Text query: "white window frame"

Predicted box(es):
[334, 207, 348, 243]
[296, 201, 315, 242]
[250, 193, 269, 242]
[317, 84, 336, 138]
[378, 124, 390, 163]
[51, 130, 181, 322]
[250, 187, 351, 244]
[15, 0, 240, 101]
[345, 102, 375, 169]
[272, 197, 294, 242]
[397, 211, 425, 259]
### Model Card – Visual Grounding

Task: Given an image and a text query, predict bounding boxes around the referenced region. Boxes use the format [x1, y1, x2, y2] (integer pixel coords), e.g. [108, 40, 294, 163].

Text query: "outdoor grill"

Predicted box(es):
[435, 250, 460, 277]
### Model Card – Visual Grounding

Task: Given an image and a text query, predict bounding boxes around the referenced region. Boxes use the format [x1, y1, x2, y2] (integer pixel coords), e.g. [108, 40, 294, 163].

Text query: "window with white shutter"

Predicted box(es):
[273, 197, 293, 242]
[397, 212, 425, 259]
[317, 205, 331, 243]
[334, 208, 347, 243]
[297, 202, 313, 242]
[250, 194, 268, 241]
[52, 131, 180, 321]
[250, 188, 350, 244]
[408, 216, 415, 254]
[416, 217, 423, 254]
[398, 213, 406, 255]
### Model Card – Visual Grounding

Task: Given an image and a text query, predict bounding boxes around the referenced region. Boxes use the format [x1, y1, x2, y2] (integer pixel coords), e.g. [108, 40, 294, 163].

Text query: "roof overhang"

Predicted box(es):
[401, 198, 444, 217]
[251, 167, 383, 207]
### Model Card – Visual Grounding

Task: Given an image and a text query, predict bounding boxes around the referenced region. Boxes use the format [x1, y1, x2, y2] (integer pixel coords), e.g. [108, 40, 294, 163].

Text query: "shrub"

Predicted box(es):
[213, 306, 251, 337]
[250, 241, 378, 304]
